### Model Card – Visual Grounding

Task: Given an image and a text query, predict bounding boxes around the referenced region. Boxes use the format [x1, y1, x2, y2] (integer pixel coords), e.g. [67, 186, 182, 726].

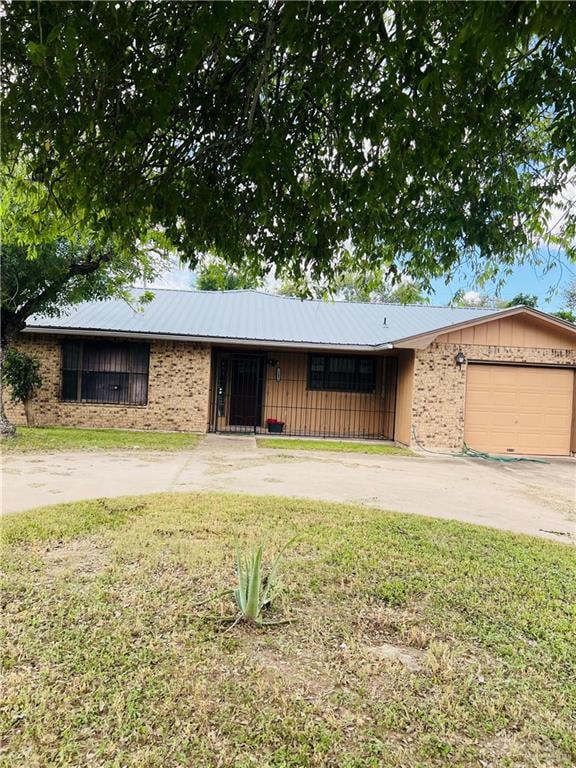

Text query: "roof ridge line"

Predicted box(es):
[136, 285, 504, 311]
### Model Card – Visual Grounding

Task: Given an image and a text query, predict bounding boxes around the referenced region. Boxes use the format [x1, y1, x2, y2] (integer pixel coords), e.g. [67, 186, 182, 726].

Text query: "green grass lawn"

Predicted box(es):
[2, 494, 574, 767]
[0, 426, 201, 453]
[257, 437, 414, 456]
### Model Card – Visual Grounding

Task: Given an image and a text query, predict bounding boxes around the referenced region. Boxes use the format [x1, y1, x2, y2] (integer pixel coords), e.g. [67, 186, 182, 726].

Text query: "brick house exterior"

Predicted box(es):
[4, 335, 211, 433]
[3, 290, 576, 454]
[412, 341, 576, 450]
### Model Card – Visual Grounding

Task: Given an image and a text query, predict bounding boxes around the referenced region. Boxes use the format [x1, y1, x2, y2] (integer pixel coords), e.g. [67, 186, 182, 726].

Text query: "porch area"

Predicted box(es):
[208, 348, 405, 440]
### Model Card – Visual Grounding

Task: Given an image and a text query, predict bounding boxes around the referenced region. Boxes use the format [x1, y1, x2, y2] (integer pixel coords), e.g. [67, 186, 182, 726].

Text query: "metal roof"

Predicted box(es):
[25, 288, 510, 349]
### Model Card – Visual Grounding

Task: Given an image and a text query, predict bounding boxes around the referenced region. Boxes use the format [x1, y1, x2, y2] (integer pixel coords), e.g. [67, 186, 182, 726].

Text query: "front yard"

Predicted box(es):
[0, 426, 201, 453]
[1, 493, 574, 767]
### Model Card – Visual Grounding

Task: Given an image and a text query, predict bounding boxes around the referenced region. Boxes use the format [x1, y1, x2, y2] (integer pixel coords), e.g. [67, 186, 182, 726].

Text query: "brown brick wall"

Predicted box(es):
[412, 342, 576, 449]
[3, 334, 211, 432]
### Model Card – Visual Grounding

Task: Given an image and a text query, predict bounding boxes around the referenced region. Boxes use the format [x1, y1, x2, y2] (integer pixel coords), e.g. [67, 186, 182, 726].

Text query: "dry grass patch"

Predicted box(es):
[42, 536, 110, 577]
[1, 493, 575, 767]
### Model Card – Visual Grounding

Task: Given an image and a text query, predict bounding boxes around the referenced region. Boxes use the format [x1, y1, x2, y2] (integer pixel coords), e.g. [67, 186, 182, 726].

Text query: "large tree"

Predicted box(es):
[0, 172, 166, 435]
[195, 258, 262, 291]
[553, 279, 576, 322]
[2, 1, 575, 289]
[276, 267, 428, 303]
[505, 293, 539, 309]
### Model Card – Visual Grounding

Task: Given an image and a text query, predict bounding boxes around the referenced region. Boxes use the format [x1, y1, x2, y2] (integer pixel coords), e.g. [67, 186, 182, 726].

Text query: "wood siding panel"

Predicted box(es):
[572, 371, 576, 453]
[382, 357, 398, 439]
[394, 350, 415, 445]
[260, 351, 393, 438]
[473, 323, 488, 346]
[437, 314, 575, 349]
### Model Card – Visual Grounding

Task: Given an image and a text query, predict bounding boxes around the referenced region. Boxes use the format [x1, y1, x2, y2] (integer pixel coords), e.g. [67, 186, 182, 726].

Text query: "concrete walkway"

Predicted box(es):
[2, 434, 575, 542]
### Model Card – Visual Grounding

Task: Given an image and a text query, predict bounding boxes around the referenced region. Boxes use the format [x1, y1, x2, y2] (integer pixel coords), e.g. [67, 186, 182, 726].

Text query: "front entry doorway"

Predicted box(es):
[210, 350, 266, 432]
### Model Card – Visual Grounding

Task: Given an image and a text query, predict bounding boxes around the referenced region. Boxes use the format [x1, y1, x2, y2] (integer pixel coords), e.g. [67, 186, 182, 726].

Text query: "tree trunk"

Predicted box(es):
[23, 398, 36, 427]
[0, 396, 16, 436]
[0, 329, 17, 437]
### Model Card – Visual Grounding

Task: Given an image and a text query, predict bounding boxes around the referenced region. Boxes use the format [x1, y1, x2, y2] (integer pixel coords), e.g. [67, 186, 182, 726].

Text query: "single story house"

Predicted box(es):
[5, 288, 576, 455]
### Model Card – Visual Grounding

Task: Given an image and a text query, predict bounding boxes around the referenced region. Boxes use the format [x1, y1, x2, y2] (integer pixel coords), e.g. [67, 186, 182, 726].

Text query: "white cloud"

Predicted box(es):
[462, 290, 482, 305]
[146, 257, 196, 290]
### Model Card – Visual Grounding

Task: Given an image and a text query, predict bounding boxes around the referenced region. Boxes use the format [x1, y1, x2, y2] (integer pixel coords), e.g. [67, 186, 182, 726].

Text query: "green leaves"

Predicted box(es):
[232, 541, 291, 625]
[195, 258, 262, 291]
[25, 42, 47, 66]
[0, 164, 170, 350]
[2, 349, 42, 405]
[3, 2, 576, 284]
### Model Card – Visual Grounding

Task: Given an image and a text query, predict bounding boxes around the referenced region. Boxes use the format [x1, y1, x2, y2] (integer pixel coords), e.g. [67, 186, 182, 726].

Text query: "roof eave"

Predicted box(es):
[379, 306, 576, 349]
[22, 325, 393, 353]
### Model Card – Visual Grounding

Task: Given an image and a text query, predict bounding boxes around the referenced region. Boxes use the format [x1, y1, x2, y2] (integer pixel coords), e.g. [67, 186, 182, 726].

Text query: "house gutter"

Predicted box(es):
[21, 325, 394, 353]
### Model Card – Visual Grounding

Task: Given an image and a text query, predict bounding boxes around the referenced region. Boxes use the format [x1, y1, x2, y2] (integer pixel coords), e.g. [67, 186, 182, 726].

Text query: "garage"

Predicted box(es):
[464, 364, 574, 456]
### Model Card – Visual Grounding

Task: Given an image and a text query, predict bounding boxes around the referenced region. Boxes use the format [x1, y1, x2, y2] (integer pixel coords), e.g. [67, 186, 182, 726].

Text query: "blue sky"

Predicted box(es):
[431, 254, 575, 311]
[154, 249, 575, 312]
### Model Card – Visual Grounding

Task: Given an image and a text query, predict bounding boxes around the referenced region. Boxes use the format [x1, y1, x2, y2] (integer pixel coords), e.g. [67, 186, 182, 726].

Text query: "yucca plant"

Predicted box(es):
[199, 540, 293, 628]
[234, 543, 283, 624]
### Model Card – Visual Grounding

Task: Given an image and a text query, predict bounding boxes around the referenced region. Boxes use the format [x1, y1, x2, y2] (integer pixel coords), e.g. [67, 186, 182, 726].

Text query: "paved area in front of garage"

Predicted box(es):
[2, 434, 574, 542]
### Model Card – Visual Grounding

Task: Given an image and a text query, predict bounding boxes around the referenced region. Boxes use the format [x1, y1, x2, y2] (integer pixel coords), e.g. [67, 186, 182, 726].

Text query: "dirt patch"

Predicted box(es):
[479, 732, 526, 767]
[205, 454, 304, 475]
[252, 641, 337, 700]
[42, 538, 109, 577]
[364, 642, 424, 671]
[353, 604, 432, 645]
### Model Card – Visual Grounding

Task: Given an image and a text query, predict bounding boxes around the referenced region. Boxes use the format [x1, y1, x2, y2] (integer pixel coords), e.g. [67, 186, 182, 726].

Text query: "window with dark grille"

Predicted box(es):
[61, 340, 149, 405]
[308, 355, 376, 393]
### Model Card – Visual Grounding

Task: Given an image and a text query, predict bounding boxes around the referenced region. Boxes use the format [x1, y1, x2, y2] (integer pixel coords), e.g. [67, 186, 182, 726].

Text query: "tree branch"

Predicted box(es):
[246, 3, 283, 132]
[4, 246, 114, 335]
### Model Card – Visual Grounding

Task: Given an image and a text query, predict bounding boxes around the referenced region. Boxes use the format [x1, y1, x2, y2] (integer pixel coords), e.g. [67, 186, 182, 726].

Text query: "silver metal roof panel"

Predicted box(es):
[26, 288, 506, 348]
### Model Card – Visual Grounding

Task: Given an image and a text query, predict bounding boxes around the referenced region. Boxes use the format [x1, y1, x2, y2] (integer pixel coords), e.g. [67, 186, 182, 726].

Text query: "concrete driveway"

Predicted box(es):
[2, 434, 574, 542]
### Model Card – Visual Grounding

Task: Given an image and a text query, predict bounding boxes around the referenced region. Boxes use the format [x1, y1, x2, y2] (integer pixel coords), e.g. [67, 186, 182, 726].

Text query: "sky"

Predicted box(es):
[152, 249, 575, 313]
[430, 253, 576, 312]
[150, 174, 576, 312]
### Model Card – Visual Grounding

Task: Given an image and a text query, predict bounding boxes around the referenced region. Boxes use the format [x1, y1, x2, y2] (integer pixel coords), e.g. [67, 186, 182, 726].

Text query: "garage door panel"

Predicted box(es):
[466, 392, 516, 409]
[464, 365, 573, 455]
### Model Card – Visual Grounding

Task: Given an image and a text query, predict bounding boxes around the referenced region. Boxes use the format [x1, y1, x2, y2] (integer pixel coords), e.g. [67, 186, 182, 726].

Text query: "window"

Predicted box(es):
[61, 340, 150, 405]
[308, 355, 376, 393]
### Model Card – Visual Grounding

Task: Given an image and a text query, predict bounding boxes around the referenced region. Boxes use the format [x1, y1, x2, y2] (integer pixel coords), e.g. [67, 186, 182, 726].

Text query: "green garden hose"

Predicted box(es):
[412, 427, 549, 464]
[460, 444, 548, 464]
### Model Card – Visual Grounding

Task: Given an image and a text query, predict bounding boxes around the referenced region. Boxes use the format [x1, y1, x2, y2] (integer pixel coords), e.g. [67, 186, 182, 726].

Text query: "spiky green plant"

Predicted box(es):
[198, 540, 292, 628]
[234, 543, 283, 624]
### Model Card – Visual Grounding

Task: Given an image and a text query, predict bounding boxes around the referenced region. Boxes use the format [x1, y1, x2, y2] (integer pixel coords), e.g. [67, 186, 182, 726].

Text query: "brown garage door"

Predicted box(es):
[464, 365, 573, 455]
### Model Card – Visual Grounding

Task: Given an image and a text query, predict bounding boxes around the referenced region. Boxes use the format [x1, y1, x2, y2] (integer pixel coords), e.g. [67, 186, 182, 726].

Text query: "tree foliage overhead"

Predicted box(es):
[0, 170, 166, 346]
[195, 259, 262, 291]
[1, 239, 155, 341]
[2, 1, 576, 288]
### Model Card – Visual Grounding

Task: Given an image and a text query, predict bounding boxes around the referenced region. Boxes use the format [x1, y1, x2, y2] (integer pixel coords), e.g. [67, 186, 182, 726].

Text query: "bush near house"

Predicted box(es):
[1, 348, 42, 427]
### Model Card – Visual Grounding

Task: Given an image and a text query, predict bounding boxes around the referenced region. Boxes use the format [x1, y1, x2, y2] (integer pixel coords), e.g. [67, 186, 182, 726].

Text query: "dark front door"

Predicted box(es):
[229, 355, 264, 427]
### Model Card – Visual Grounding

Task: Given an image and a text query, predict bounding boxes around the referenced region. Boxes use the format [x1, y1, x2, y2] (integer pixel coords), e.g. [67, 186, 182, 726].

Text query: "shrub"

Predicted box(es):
[2, 349, 42, 426]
